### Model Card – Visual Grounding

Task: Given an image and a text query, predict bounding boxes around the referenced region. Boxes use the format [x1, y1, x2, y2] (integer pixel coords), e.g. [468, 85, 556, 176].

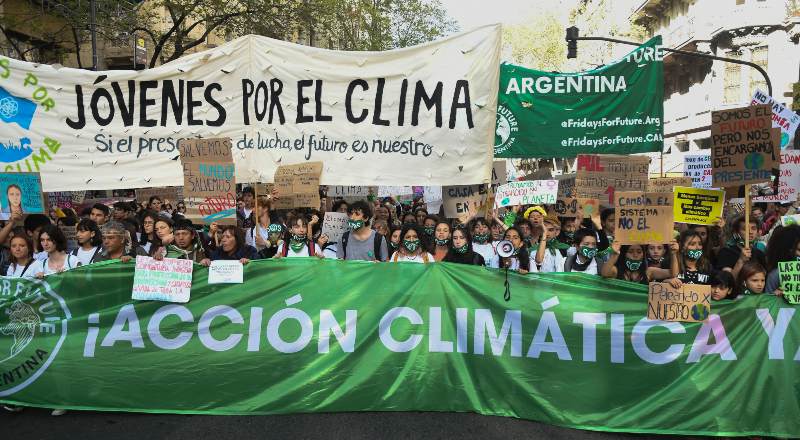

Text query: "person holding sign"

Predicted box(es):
[735, 261, 767, 296]
[601, 242, 675, 285]
[665, 230, 715, 288]
[337, 201, 388, 262]
[206, 226, 259, 264]
[389, 224, 434, 264]
[30, 225, 81, 278]
[275, 216, 323, 258]
[442, 227, 485, 266]
[5, 231, 35, 278]
[715, 215, 767, 278]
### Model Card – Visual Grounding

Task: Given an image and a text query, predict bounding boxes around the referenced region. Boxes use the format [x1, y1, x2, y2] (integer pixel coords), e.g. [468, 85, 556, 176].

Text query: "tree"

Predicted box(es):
[501, 13, 565, 71]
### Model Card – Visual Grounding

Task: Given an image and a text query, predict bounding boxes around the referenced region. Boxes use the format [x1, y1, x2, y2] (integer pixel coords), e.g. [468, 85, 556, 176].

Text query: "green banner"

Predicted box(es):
[1, 259, 798, 437]
[495, 37, 664, 158]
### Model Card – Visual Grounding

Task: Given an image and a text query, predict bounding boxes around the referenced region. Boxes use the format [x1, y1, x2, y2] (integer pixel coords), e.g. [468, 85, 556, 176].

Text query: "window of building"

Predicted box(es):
[723, 51, 742, 104]
[749, 46, 769, 94]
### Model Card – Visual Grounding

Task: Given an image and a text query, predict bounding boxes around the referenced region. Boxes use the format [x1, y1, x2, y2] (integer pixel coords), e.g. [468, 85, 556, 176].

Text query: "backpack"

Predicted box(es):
[282, 240, 315, 257]
[341, 230, 384, 261]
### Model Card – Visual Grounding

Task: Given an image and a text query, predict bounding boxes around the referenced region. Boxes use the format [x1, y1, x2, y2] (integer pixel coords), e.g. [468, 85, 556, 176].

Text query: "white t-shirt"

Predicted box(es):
[390, 252, 435, 263]
[30, 255, 81, 276]
[33, 251, 48, 261]
[6, 261, 35, 278]
[535, 249, 565, 273]
[473, 242, 500, 269]
[276, 242, 324, 258]
[570, 255, 599, 275]
[246, 225, 270, 249]
[73, 246, 100, 266]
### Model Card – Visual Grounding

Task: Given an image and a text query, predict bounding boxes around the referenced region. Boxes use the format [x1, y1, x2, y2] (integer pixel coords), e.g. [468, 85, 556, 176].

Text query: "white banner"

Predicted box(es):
[752, 151, 800, 203]
[751, 89, 800, 149]
[0, 26, 501, 191]
[494, 180, 558, 207]
[321, 211, 349, 244]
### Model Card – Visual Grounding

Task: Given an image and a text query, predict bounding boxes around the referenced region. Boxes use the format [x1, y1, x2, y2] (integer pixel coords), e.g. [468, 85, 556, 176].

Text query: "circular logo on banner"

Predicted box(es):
[494, 104, 518, 155]
[0, 279, 70, 396]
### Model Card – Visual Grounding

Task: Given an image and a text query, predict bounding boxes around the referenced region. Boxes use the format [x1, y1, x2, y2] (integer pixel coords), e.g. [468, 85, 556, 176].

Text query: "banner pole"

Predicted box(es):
[660, 151, 664, 177]
[254, 184, 259, 227]
[745, 184, 751, 249]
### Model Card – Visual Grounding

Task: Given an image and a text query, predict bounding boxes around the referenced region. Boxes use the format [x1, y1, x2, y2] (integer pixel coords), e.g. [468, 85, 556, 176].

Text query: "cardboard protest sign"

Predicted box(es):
[443, 184, 489, 220]
[378, 186, 413, 198]
[778, 261, 800, 304]
[647, 176, 692, 193]
[684, 154, 712, 189]
[752, 151, 800, 203]
[751, 89, 800, 149]
[553, 197, 579, 217]
[492, 161, 507, 188]
[321, 212, 349, 244]
[615, 191, 673, 245]
[273, 162, 323, 210]
[0, 172, 45, 220]
[329, 186, 376, 201]
[208, 260, 244, 284]
[179, 138, 236, 225]
[575, 154, 649, 206]
[556, 173, 576, 198]
[131, 256, 194, 303]
[136, 187, 182, 204]
[711, 104, 779, 187]
[494, 180, 558, 208]
[648, 282, 711, 322]
[673, 186, 724, 225]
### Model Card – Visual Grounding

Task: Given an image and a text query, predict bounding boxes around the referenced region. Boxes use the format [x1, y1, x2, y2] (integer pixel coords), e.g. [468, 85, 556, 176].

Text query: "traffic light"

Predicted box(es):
[566, 26, 579, 59]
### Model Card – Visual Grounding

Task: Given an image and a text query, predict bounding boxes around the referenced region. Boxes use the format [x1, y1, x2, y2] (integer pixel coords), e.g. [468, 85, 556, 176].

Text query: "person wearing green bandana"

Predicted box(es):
[421, 215, 438, 249]
[564, 229, 601, 274]
[471, 218, 500, 268]
[601, 241, 675, 285]
[389, 224, 434, 263]
[443, 227, 485, 266]
[499, 227, 531, 274]
[432, 221, 452, 261]
[666, 230, 715, 288]
[275, 215, 323, 258]
[533, 215, 569, 272]
[715, 215, 766, 278]
[337, 200, 388, 262]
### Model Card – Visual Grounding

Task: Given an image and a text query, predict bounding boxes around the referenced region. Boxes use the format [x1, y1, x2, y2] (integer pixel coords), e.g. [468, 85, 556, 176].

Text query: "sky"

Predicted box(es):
[439, 0, 579, 31]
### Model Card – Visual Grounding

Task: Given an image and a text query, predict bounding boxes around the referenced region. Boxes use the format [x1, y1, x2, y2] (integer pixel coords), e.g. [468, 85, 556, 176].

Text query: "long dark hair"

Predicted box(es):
[443, 226, 474, 262]
[765, 225, 800, 272]
[398, 223, 423, 256]
[614, 244, 648, 284]
[500, 226, 530, 272]
[76, 218, 103, 247]
[220, 225, 246, 256]
[677, 230, 711, 274]
[138, 210, 159, 246]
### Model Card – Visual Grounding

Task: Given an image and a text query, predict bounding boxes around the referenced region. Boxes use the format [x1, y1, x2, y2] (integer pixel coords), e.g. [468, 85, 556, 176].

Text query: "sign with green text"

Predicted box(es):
[494, 37, 664, 158]
[778, 260, 800, 304]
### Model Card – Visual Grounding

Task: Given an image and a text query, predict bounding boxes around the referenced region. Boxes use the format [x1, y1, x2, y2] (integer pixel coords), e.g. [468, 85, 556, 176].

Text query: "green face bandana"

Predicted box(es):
[473, 233, 490, 244]
[686, 249, 703, 261]
[580, 246, 597, 259]
[347, 219, 364, 230]
[388, 241, 399, 251]
[403, 239, 421, 252]
[423, 226, 435, 236]
[564, 231, 575, 240]
[435, 238, 449, 246]
[625, 258, 643, 272]
[289, 241, 305, 253]
[290, 233, 306, 243]
[454, 244, 469, 254]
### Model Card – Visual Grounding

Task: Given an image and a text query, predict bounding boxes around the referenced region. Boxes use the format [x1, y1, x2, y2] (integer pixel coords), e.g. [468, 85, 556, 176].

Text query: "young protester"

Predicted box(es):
[31, 225, 81, 278]
[525, 206, 547, 230]
[563, 228, 603, 275]
[415, 208, 428, 226]
[237, 187, 256, 230]
[332, 200, 349, 214]
[499, 227, 530, 274]
[443, 227, 485, 266]
[420, 215, 438, 248]
[558, 217, 580, 255]
[148, 216, 184, 259]
[735, 261, 767, 296]
[710, 271, 736, 301]
[664, 230, 713, 287]
[112, 201, 131, 222]
[646, 244, 672, 269]
[166, 219, 209, 263]
[204, 226, 259, 264]
[5, 231, 35, 278]
[138, 210, 159, 253]
[764, 225, 800, 294]
[24, 214, 51, 260]
[337, 200, 388, 262]
[715, 215, 767, 278]
[600, 208, 615, 243]
[471, 218, 499, 268]
[89, 203, 110, 226]
[275, 216, 323, 258]
[601, 242, 675, 284]
[70, 218, 102, 266]
[387, 226, 401, 256]
[432, 221, 451, 262]
[514, 220, 534, 249]
[533, 215, 569, 273]
[373, 219, 390, 238]
[246, 196, 277, 254]
[389, 224, 434, 263]
[96, 221, 148, 262]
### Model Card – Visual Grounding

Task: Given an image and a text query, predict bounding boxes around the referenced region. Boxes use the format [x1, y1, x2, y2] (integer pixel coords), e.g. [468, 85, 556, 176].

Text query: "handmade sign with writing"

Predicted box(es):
[673, 186, 724, 225]
[47, 192, 75, 209]
[648, 282, 711, 323]
[495, 180, 558, 208]
[492, 161, 507, 188]
[273, 162, 323, 210]
[556, 174, 576, 198]
[60, 225, 77, 252]
[615, 191, 673, 245]
[778, 261, 800, 304]
[443, 184, 489, 219]
[131, 256, 194, 303]
[329, 186, 375, 201]
[752, 151, 800, 203]
[179, 138, 236, 225]
[711, 105, 779, 187]
[208, 260, 244, 284]
[0, 172, 45, 220]
[321, 212, 349, 244]
[423, 186, 443, 214]
[684, 154, 712, 189]
[378, 186, 413, 198]
[751, 89, 800, 149]
[647, 176, 692, 193]
[553, 197, 579, 217]
[576, 154, 649, 206]
[136, 187, 182, 204]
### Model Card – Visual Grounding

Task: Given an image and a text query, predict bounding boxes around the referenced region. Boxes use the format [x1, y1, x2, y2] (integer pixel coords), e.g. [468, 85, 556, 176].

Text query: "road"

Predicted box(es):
[2, 409, 700, 440]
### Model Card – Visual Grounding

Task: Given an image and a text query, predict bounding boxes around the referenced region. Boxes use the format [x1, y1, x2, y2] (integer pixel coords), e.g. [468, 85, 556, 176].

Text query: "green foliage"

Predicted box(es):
[502, 13, 565, 71]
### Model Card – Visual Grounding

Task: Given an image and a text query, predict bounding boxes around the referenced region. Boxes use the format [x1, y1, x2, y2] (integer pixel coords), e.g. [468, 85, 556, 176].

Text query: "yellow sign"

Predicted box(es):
[672, 186, 724, 225]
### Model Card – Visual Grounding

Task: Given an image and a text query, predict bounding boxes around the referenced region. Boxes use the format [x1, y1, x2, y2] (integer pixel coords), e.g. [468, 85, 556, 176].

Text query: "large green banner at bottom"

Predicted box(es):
[0, 259, 798, 437]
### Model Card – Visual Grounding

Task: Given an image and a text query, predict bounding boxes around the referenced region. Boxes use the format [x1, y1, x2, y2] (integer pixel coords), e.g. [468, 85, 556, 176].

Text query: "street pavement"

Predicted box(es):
[2, 408, 703, 440]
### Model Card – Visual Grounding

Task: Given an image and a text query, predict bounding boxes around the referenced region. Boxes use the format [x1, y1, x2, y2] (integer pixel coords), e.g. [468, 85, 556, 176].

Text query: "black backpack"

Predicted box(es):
[341, 231, 384, 261]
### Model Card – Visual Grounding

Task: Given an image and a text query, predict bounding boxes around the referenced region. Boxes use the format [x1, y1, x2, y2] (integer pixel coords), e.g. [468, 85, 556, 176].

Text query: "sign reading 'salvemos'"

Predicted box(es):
[0, 259, 798, 438]
[0, 26, 500, 191]
[495, 36, 664, 158]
